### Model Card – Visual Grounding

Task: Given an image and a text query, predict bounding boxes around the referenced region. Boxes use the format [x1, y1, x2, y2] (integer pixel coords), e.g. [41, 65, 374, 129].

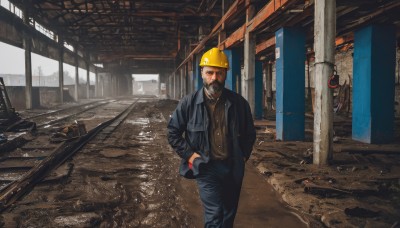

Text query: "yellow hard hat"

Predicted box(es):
[199, 47, 229, 69]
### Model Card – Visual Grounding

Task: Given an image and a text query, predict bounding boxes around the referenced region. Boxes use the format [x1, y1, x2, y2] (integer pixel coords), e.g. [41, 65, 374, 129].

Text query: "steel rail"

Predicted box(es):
[0, 98, 140, 212]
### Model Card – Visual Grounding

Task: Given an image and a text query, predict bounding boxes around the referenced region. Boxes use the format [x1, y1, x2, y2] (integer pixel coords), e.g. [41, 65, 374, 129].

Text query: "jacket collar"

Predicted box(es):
[196, 87, 232, 106]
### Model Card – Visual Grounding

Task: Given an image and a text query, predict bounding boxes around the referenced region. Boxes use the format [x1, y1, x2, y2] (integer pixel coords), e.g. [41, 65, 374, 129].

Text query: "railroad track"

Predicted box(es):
[24, 99, 112, 127]
[0, 98, 141, 211]
[0, 99, 113, 153]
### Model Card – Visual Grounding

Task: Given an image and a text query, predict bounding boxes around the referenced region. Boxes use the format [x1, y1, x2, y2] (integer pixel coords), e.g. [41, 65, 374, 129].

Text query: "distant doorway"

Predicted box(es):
[132, 74, 159, 95]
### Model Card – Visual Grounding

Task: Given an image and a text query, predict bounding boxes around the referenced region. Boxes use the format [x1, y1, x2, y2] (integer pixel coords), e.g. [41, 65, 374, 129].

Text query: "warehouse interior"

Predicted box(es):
[0, 0, 400, 227]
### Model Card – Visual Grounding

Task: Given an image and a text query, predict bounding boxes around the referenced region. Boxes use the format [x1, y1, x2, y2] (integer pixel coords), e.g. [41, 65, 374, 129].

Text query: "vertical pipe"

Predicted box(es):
[313, 0, 336, 165]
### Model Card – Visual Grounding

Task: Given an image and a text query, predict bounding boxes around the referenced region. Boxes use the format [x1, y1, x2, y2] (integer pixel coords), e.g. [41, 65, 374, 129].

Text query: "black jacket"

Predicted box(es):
[167, 88, 256, 184]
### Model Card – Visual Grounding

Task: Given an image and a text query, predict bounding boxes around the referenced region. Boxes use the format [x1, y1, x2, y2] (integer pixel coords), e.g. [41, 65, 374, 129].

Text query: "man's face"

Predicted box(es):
[201, 66, 227, 95]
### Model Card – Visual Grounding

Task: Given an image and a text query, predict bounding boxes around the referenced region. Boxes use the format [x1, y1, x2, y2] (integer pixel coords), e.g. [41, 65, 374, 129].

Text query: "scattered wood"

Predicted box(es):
[303, 182, 380, 198]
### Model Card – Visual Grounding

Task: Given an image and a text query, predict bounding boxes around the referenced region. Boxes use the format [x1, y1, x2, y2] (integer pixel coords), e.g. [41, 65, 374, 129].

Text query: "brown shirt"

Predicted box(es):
[204, 89, 230, 160]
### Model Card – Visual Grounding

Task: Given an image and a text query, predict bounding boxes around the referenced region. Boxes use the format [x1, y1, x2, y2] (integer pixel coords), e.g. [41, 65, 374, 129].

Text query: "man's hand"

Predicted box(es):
[189, 152, 201, 164]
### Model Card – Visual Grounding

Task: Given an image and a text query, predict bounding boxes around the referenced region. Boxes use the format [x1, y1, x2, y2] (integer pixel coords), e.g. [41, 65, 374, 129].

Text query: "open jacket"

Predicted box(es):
[167, 88, 256, 185]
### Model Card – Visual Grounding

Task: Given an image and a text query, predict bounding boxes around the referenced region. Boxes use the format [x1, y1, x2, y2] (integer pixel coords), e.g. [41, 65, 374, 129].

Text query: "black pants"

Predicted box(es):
[195, 160, 242, 228]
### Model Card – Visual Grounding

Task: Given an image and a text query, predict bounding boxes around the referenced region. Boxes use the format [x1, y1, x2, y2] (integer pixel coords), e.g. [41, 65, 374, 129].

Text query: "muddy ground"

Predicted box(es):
[1, 98, 399, 227]
[251, 114, 400, 227]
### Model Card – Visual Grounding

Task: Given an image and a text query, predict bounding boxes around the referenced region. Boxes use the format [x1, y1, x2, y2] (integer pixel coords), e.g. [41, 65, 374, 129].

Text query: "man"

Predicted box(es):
[167, 47, 256, 227]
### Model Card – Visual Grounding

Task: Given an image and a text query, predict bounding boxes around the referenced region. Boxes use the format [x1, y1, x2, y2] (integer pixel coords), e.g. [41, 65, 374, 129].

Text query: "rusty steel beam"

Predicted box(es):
[247, 0, 291, 32]
[220, 24, 245, 49]
[220, 0, 293, 49]
[255, 36, 275, 54]
[176, 0, 245, 70]
[254, 34, 356, 55]
[98, 54, 175, 62]
[335, 34, 354, 46]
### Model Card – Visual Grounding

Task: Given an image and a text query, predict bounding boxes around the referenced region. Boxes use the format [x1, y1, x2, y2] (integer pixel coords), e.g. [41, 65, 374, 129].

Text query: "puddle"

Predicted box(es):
[100, 150, 128, 158]
[54, 213, 101, 227]
[126, 118, 150, 125]
[5, 132, 27, 140]
[0, 170, 25, 181]
[136, 131, 154, 142]
[0, 182, 12, 191]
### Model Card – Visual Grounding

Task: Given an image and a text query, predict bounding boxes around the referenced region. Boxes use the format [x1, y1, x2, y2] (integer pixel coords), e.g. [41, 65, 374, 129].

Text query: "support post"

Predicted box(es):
[352, 25, 396, 143]
[313, 0, 336, 165]
[86, 60, 90, 99]
[224, 48, 240, 92]
[194, 53, 202, 91]
[95, 68, 99, 97]
[243, 1, 256, 114]
[275, 27, 306, 141]
[23, 11, 32, 109]
[265, 62, 273, 111]
[58, 38, 64, 104]
[173, 73, 176, 99]
[74, 48, 79, 101]
[255, 61, 263, 119]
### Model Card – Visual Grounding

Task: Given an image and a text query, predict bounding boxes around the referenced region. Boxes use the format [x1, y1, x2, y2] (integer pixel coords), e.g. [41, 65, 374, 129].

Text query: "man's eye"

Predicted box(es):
[206, 71, 222, 76]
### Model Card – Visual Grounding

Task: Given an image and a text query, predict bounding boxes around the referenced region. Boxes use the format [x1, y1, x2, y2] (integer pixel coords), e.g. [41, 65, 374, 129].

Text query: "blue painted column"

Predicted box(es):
[353, 25, 396, 144]
[194, 53, 202, 91]
[255, 61, 263, 119]
[224, 48, 240, 93]
[275, 27, 305, 141]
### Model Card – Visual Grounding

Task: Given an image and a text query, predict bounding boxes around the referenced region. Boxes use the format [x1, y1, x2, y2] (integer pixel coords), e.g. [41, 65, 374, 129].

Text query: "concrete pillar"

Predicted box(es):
[169, 74, 173, 98]
[167, 75, 171, 98]
[275, 27, 306, 141]
[95, 68, 99, 97]
[353, 25, 396, 144]
[265, 62, 273, 111]
[58, 38, 64, 104]
[313, 0, 336, 165]
[115, 74, 119, 97]
[185, 63, 189, 94]
[86, 61, 90, 99]
[158, 73, 162, 96]
[74, 49, 79, 101]
[23, 11, 32, 109]
[180, 68, 184, 98]
[255, 61, 263, 119]
[173, 73, 176, 99]
[128, 74, 133, 96]
[224, 48, 240, 93]
[243, 2, 256, 114]
[194, 54, 202, 91]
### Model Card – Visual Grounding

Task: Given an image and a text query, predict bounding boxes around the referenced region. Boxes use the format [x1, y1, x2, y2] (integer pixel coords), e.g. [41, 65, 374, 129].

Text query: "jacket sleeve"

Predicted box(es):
[167, 98, 195, 160]
[241, 100, 256, 160]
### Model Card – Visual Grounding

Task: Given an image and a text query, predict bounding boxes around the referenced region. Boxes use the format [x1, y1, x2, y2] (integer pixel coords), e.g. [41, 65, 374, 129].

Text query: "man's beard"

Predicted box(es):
[204, 80, 224, 96]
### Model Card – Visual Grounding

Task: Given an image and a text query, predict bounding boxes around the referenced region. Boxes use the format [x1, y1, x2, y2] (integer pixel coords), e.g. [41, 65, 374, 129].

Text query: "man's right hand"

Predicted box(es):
[188, 152, 201, 164]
